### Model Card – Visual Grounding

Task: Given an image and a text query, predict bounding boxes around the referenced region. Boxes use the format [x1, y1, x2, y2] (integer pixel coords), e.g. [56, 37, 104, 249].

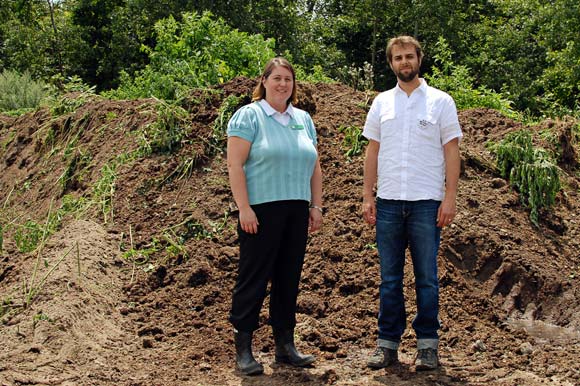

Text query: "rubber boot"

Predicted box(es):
[234, 330, 264, 375]
[273, 328, 315, 367]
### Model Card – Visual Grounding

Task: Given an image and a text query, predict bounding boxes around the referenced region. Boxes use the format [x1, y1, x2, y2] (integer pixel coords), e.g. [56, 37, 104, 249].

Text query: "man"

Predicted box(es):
[362, 36, 462, 371]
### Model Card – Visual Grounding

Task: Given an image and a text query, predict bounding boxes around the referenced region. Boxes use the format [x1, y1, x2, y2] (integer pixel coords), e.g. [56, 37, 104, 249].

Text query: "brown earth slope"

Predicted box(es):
[0, 78, 579, 386]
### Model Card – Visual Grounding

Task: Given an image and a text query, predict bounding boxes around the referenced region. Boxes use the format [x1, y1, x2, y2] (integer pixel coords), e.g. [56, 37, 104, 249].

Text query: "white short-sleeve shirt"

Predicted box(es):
[362, 79, 463, 201]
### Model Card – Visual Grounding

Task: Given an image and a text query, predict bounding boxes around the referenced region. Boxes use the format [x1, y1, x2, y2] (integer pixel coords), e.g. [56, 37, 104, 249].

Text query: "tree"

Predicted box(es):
[0, 0, 85, 81]
[70, 0, 120, 89]
[536, 0, 580, 112]
[462, 0, 547, 113]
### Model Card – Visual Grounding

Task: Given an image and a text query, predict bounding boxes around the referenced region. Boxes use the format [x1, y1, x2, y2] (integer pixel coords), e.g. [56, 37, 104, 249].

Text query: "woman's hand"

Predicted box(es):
[309, 207, 323, 232]
[239, 207, 259, 234]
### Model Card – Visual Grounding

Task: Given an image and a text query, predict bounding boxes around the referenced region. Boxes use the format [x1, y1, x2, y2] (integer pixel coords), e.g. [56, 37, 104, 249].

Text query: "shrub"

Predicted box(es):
[107, 11, 275, 101]
[295, 64, 335, 84]
[0, 70, 48, 113]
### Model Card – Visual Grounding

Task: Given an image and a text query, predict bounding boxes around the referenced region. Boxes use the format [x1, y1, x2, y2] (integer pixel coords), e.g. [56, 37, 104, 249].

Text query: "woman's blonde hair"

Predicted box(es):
[252, 57, 298, 105]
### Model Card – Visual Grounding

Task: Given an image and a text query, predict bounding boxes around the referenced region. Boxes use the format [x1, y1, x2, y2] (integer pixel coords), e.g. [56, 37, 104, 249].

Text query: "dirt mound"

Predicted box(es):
[0, 78, 579, 386]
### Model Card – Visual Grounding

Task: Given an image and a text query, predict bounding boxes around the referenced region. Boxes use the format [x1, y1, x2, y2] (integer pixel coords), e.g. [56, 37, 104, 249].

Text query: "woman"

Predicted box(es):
[226, 57, 323, 375]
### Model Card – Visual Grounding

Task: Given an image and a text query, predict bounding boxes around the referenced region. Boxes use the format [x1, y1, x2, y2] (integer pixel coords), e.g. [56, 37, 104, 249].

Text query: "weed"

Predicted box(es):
[210, 95, 243, 155]
[138, 100, 188, 155]
[182, 219, 212, 240]
[162, 231, 189, 260]
[32, 312, 53, 328]
[105, 112, 118, 121]
[339, 125, 368, 159]
[48, 76, 96, 116]
[25, 242, 76, 308]
[14, 220, 44, 253]
[91, 163, 117, 223]
[59, 148, 92, 193]
[295, 64, 334, 83]
[0, 130, 16, 152]
[122, 226, 161, 285]
[49, 92, 95, 116]
[162, 154, 203, 183]
[490, 130, 561, 225]
[209, 211, 230, 236]
[121, 210, 232, 274]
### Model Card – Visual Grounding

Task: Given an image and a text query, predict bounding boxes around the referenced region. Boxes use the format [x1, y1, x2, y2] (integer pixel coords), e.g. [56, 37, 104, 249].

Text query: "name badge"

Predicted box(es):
[290, 124, 304, 130]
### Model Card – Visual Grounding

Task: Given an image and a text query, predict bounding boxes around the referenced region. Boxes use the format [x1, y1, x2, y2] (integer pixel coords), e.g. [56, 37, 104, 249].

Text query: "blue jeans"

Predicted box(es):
[375, 198, 441, 350]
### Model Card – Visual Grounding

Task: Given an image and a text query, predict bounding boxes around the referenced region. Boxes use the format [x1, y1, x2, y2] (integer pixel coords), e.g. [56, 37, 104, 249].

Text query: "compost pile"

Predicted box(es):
[0, 77, 579, 386]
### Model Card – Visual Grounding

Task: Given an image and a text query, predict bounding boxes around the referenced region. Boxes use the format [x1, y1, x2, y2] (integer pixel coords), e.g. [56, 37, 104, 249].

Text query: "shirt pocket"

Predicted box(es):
[413, 114, 439, 147]
[379, 110, 397, 139]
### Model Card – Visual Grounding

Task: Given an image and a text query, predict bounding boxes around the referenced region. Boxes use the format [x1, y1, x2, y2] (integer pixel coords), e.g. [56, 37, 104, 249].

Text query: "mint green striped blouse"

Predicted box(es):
[227, 102, 318, 205]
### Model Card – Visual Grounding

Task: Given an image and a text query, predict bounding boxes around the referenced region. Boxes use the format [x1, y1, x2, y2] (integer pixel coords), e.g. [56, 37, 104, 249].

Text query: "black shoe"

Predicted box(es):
[415, 348, 439, 371]
[273, 328, 315, 367]
[234, 330, 264, 375]
[367, 347, 398, 369]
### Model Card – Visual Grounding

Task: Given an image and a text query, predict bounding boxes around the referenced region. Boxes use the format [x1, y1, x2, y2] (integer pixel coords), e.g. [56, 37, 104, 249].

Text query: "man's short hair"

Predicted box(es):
[386, 36, 423, 64]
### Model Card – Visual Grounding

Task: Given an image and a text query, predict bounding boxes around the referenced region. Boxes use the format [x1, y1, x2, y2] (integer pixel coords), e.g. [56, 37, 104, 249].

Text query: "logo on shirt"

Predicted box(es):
[419, 119, 429, 128]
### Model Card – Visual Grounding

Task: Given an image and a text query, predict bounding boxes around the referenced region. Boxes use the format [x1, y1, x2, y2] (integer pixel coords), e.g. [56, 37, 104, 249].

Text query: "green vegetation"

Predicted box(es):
[0, 0, 577, 262]
[26, 242, 77, 308]
[337, 62, 374, 92]
[107, 11, 275, 101]
[14, 220, 44, 253]
[339, 125, 368, 159]
[426, 37, 519, 119]
[0, 297, 11, 319]
[59, 148, 92, 193]
[295, 65, 335, 84]
[91, 163, 117, 224]
[1, 0, 578, 118]
[211, 95, 243, 154]
[0, 70, 49, 114]
[137, 101, 189, 155]
[122, 210, 230, 273]
[490, 130, 561, 225]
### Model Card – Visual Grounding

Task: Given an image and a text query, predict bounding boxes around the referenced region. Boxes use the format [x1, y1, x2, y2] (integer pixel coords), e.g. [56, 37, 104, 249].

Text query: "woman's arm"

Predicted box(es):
[227, 136, 259, 234]
[309, 156, 323, 232]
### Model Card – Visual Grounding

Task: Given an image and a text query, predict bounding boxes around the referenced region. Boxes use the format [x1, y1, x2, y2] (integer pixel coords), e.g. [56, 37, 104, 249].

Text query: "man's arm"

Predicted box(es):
[437, 137, 460, 227]
[362, 140, 380, 225]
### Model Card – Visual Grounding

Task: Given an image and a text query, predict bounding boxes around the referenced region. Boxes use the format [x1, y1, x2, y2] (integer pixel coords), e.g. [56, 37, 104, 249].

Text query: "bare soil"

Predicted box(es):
[1, 78, 579, 386]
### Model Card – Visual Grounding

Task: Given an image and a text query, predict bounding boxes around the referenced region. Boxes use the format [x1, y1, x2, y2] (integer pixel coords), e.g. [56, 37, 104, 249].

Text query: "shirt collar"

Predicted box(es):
[395, 78, 428, 95]
[259, 99, 295, 118]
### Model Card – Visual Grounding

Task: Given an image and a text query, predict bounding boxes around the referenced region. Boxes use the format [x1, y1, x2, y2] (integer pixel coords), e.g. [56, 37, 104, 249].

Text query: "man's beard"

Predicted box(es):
[396, 68, 419, 82]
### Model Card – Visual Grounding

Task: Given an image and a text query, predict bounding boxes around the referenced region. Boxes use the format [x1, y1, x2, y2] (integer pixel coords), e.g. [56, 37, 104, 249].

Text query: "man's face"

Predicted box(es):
[389, 44, 421, 83]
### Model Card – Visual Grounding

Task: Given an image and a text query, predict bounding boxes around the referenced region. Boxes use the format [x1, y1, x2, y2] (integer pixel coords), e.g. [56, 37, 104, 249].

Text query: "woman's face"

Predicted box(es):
[263, 65, 294, 107]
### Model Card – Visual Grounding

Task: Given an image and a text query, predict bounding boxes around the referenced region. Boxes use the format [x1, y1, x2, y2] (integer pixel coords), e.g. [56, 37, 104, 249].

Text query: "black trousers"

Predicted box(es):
[229, 200, 309, 333]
